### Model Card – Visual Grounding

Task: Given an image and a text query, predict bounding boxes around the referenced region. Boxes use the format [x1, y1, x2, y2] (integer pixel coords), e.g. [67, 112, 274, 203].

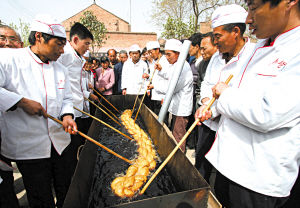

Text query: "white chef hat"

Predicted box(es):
[129, 44, 141, 53]
[211, 4, 247, 29]
[146, 41, 160, 50]
[164, 39, 182, 52]
[30, 14, 66, 38]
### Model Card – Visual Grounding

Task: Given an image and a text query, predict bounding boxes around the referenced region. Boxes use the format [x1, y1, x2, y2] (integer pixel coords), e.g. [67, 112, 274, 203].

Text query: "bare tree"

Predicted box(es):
[151, 0, 246, 37]
[191, 0, 221, 32]
[151, 0, 191, 31]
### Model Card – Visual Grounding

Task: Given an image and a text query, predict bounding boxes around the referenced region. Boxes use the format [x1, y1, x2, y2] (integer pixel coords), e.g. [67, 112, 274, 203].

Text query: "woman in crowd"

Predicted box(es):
[95, 56, 115, 96]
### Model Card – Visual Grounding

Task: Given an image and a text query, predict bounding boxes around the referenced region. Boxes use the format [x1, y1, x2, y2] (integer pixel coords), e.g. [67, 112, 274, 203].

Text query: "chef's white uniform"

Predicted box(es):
[121, 59, 148, 95]
[206, 26, 300, 197]
[0, 47, 73, 160]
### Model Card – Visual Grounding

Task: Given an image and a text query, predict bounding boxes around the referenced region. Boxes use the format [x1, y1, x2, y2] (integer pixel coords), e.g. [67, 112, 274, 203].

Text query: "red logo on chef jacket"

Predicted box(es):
[271, 58, 287, 70]
[57, 79, 65, 89]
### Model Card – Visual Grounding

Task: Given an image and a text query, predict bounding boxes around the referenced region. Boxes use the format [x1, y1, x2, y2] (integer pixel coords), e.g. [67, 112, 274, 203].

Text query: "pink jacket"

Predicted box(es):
[95, 67, 115, 95]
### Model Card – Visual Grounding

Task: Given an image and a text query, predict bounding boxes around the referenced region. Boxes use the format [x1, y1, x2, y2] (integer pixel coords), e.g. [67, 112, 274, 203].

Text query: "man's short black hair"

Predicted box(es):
[142, 47, 147, 55]
[202, 32, 216, 46]
[222, 23, 246, 36]
[28, 31, 66, 45]
[188, 33, 202, 47]
[70, 22, 93, 41]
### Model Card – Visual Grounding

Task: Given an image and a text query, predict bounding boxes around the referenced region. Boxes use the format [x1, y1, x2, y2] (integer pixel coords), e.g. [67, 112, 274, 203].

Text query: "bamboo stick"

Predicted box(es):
[74, 107, 133, 141]
[46, 114, 132, 164]
[85, 97, 121, 125]
[131, 79, 145, 115]
[140, 74, 233, 194]
[92, 87, 120, 113]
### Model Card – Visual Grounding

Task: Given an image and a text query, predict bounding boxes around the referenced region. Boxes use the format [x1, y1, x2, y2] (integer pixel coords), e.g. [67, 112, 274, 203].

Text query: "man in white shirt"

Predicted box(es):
[121, 44, 148, 96]
[58, 22, 99, 180]
[197, 0, 300, 207]
[0, 14, 77, 208]
[195, 4, 255, 183]
[155, 39, 193, 153]
[145, 41, 170, 115]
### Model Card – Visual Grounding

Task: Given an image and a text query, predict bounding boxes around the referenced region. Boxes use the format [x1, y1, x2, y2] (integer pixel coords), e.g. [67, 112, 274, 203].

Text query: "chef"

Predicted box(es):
[154, 39, 193, 153]
[197, 0, 300, 207]
[0, 14, 77, 208]
[195, 4, 256, 183]
[145, 41, 170, 115]
[57, 22, 99, 179]
[121, 44, 148, 95]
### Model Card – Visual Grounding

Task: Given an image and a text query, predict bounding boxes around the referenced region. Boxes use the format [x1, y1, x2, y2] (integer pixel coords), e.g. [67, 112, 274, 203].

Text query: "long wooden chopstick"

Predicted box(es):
[92, 87, 120, 113]
[140, 74, 233, 194]
[46, 113, 132, 164]
[73, 107, 133, 141]
[85, 97, 121, 126]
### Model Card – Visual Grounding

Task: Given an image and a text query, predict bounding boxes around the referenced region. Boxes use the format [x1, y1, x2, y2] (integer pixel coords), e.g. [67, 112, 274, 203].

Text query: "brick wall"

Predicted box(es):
[62, 4, 130, 32]
[98, 32, 157, 53]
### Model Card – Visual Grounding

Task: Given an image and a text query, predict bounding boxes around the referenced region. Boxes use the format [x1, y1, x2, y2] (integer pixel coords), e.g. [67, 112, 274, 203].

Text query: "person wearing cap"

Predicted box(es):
[95, 56, 115, 96]
[0, 14, 77, 207]
[194, 4, 255, 183]
[146, 40, 170, 115]
[58, 22, 100, 180]
[121, 44, 148, 96]
[113, 50, 128, 95]
[0, 24, 24, 208]
[196, 0, 300, 207]
[154, 39, 193, 153]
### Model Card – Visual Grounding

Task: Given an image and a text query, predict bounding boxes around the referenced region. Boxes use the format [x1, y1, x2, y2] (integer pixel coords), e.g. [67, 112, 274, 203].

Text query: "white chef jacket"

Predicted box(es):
[206, 26, 300, 197]
[200, 38, 256, 131]
[121, 59, 148, 95]
[58, 41, 89, 118]
[151, 55, 171, 101]
[156, 61, 193, 117]
[0, 47, 73, 160]
[81, 70, 92, 118]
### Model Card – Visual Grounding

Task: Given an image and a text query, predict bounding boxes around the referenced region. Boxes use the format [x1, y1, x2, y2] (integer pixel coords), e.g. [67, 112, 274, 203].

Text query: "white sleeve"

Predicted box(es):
[121, 62, 129, 90]
[217, 70, 300, 133]
[60, 68, 74, 117]
[0, 63, 22, 112]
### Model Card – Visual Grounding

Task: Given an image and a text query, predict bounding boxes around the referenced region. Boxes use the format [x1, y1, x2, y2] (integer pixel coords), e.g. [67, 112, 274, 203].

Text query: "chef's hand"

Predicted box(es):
[89, 93, 99, 103]
[62, 115, 77, 135]
[212, 82, 229, 99]
[17, 98, 47, 118]
[147, 84, 154, 90]
[122, 89, 127, 95]
[195, 104, 212, 125]
[142, 73, 149, 79]
[99, 87, 105, 92]
[154, 63, 162, 71]
[88, 83, 93, 89]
